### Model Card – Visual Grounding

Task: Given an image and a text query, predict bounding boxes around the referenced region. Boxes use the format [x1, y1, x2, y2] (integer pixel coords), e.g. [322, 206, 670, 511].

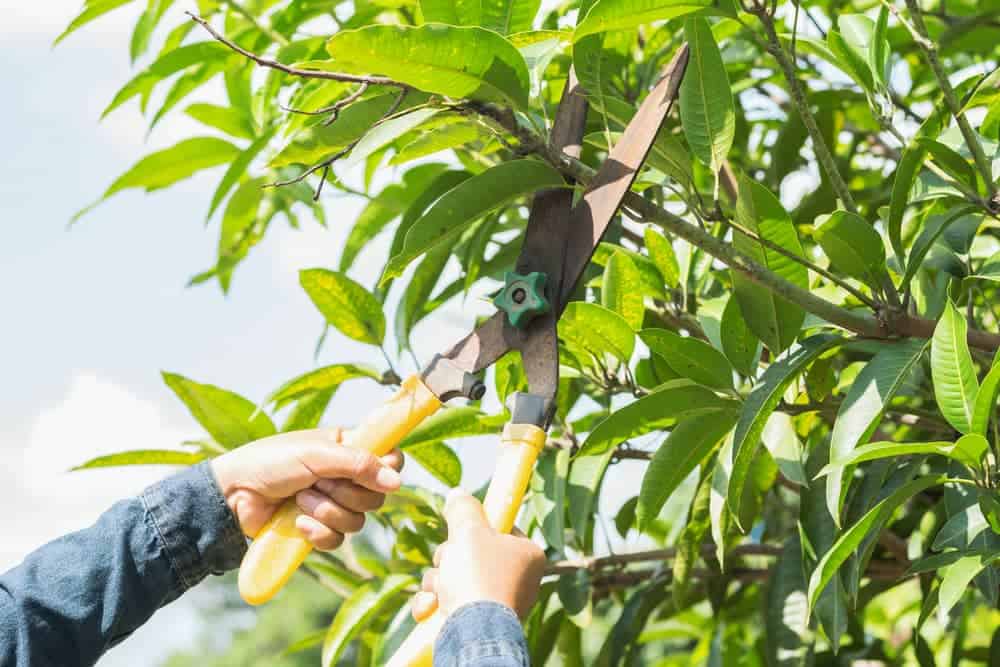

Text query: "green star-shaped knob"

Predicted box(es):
[493, 271, 550, 329]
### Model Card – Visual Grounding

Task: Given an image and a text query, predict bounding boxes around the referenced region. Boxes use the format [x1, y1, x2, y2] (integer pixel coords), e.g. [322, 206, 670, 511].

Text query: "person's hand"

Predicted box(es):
[410, 489, 546, 622]
[210, 428, 403, 550]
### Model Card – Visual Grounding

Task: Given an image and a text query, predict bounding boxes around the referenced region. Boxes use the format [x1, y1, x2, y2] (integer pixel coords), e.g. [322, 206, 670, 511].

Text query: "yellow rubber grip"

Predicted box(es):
[385, 423, 547, 667]
[238, 375, 442, 606]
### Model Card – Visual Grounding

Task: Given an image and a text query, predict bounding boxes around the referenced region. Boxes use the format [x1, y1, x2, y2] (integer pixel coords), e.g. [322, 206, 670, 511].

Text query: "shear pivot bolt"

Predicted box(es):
[494, 271, 550, 329]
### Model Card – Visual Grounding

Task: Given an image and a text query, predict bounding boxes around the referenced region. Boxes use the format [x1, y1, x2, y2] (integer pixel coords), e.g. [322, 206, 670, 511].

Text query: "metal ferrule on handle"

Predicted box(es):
[237, 375, 442, 606]
[385, 422, 547, 667]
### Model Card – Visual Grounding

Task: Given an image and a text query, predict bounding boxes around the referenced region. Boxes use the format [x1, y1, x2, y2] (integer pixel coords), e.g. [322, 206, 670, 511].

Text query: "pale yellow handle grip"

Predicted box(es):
[385, 423, 547, 667]
[238, 375, 442, 605]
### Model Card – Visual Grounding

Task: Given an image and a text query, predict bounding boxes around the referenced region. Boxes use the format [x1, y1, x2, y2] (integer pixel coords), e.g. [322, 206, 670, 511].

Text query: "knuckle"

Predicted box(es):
[350, 451, 379, 481]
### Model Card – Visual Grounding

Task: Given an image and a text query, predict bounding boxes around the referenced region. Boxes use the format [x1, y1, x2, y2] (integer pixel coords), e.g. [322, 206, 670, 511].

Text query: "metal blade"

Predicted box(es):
[557, 45, 689, 311]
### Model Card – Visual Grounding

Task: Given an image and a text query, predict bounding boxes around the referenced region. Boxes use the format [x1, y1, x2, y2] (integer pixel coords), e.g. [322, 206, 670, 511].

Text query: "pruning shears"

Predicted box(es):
[238, 44, 690, 666]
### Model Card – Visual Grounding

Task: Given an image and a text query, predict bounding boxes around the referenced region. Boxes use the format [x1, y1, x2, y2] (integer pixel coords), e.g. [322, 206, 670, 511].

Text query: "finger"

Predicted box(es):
[295, 514, 345, 551]
[411, 592, 438, 623]
[381, 448, 404, 472]
[313, 479, 386, 513]
[421, 568, 439, 593]
[444, 488, 488, 534]
[297, 445, 401, 493]
[296, 489, 366, 534]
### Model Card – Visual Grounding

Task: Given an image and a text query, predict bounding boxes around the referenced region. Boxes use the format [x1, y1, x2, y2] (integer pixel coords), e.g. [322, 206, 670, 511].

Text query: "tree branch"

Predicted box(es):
[220, 0, 289, 47]
[187, 13, 406, 88]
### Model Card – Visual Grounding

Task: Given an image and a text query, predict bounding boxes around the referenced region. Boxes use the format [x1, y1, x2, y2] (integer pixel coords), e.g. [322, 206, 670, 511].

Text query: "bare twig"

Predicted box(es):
[282, 83, 370, 126]
[220, 0, 289, 46]
[187, 13, 407, 88]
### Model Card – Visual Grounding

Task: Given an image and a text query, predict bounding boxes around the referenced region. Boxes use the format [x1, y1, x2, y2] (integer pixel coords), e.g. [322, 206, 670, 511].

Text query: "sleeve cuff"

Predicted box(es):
[435, 601, 529, 666]
[140, 461, 247, 590]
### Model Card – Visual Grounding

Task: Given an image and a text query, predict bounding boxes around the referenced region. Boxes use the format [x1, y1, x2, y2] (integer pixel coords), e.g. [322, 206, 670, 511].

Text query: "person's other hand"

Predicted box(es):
[210, 428, 403, 551]
[410, 489, 546, 622]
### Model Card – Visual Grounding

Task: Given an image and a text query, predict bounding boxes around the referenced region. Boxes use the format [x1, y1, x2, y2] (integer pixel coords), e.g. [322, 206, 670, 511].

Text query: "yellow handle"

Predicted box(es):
[385, 423, 547, 667]
[238, 375, 442, 605]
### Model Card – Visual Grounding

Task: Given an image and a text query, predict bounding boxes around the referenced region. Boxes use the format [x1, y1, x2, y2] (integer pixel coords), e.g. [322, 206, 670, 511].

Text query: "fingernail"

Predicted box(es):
[375, 465, 402, 489]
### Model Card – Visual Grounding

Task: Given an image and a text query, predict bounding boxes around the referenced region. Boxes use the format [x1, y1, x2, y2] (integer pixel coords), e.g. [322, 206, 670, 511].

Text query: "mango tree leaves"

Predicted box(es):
[72, 449, 207, 469]
[73, 137, 239, 222]
[381, 159, 563, 282]
[326, 25, 530, 109]
[321, 574, 415, 666]
[300, 269, 386, 346]
[766, 535, 813, 667]
[207, 129, 276, 221]
[972, 351, 1000, 436]
[56, 0, 135, 45]
[821, 439, 984, 475]
[727, 335, 842, 523]
[569, 380, 737, 539]
[602, 251, 645, 330]
[591, 243, 666, 299]
[825, 339, 928, 523]
[573, 0, 710, 41]
[637, 409, 738, 529]
[343, 107, 440, 169]
[931, 300, 979, 434]
[560, 302, 636, 367]
[679, 17, 735, 194]
[720, 296, 759, 377]
[482, 0, 542, 34]
[938, 553, 1000, 618]
[644, 228, 680, 288]
[815, 211, 887, 289]
[162, 372, 276, 448]
[731, 175, 808, 354]
[269, 363, 381, 408]
[531, 447, 569, 554]
[405, 441, 463, 486]
[639, 328, 733, 390]
[806, 474, 949, 611]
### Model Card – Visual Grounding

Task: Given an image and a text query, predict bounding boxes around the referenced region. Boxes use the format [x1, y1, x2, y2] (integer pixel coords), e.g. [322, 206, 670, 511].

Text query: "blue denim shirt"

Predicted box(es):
[0, 462, 528, 667]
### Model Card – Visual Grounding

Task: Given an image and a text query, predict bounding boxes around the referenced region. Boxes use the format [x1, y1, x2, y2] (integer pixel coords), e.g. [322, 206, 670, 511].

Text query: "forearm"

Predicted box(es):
[434, 602, 529, 667]
[0, 462, 246, 667]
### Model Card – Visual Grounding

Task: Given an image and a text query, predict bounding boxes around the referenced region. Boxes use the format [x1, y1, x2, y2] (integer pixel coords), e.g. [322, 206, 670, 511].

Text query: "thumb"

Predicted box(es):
[444, 488, 488, 534]
[298, 445, 401, 493]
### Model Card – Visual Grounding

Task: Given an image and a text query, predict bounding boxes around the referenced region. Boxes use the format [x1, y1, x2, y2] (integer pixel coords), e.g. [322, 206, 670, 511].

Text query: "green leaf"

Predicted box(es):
[932, 300, 980, 434]
[821, 440, 983, 474]
[72, 449, 207, 470]
[390, 120, 485, 165]
[825, 339, 928, 523]
[560, 302, 636, 366]
[321, 574, 414, 666]
[130, 0, 173, 63]
[720, 296, 759, 377]
[573, 0, 710, 41]
[56, 0, 135, 45]
[185, 103, 255, 140]
[637, 409, 737, 529]
[102, 42, 232, 118]
[806, 474, 949, 610]
[398, 407, 499, 449]
[395, 245, 450, 348]
[482, 0, 542, 34]
[531, 448, 569, 554]
[972, 350, 1000, 436]
[815, 211, 887, 288]
[162, 372, 277, 449]
[327, 25, 530, 108]
[639, 328, 733, 390]
[901, 205, 980, 289]
[827, 28, 874, 93]
[269, 364, 381, 407]
[591, 243, 667, 299]
[766, 534, 813, 667]
[419, 0, 483, 25]
[215, 177, 264, 291]
[732, 175, 808, 354]
[870, 5, 890, 87]
[282, 388, 336, 432]
[672, 471, 712, 607]
[916, 138, 978, 192]
[300, 269, 386, 346]
[762, 412, 807, 486]
[728, 335, 842, 524]
[206, 129, 276, 221]
[344, 107, 440, 169]
[76, 137, 239, 222]
[938, 552, 1000, 618]
[678, 17, 735, 187]
[888, 144, 927, 262]
[569, 380, 736, 538]
[406, 441, 462, 486]
[644, 228, 680, 288]
[602, 251, 645, 330]
[932, 502, 990, 551]
[381, 160, 563, 283]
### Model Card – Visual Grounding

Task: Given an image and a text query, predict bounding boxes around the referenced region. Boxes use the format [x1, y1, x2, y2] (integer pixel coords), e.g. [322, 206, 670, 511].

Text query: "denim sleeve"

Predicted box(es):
[434, 601, 529, 667]
[0, 462, 246, 667]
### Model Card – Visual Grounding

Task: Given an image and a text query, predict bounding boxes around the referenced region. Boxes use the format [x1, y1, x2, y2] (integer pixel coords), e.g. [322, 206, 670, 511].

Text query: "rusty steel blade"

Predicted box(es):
[430, 46, 689, 396]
